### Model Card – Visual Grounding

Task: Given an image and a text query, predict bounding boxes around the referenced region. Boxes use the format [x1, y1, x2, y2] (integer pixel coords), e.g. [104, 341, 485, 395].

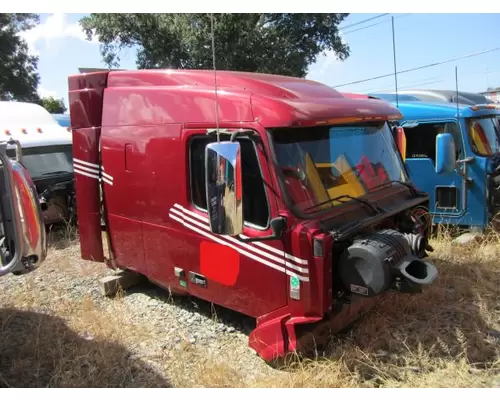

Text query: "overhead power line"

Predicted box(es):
[363, 76, 443, 93]
[333, 47, 500, 88]
[339, 13, 390, 31]
[341, 13, 412, 36]
[368, 79, 445, 93]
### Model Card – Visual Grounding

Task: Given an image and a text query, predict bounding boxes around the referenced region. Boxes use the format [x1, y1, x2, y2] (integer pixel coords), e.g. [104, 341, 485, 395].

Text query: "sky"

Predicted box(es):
[21, 13, 500, 111]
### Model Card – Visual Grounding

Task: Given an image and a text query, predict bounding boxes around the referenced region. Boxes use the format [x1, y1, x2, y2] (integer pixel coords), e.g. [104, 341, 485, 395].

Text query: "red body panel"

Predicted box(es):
[67, 69, 417, 362]
[72, 127, 104, 262]
[69, 72, 108, 262]
[13, 164, 40, 247]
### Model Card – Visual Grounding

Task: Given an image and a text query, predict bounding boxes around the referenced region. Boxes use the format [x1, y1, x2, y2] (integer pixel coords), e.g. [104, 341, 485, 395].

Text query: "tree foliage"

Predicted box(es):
[41, 96, 67, 114]
[80, 13, 350, 77]
[0, 14, 41, 102]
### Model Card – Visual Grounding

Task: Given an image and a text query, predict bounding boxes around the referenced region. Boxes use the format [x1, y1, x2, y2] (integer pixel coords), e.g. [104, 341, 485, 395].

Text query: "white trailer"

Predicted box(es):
[0, 101, 74, 225]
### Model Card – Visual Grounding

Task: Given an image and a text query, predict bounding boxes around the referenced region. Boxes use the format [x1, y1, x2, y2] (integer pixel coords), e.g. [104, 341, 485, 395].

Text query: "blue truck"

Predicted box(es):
[366, 91, 500, 232]
[51, 113, 71, 129]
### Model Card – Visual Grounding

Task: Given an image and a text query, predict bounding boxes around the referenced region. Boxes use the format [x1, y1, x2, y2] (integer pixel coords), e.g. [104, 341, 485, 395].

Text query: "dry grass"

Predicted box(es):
[259, 226, 500, 388]
[1, 223, 500, 387]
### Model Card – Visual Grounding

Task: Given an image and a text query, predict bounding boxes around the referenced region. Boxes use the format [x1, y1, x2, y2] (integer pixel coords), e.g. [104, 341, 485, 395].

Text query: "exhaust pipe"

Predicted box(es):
[393, 256, 438, 293]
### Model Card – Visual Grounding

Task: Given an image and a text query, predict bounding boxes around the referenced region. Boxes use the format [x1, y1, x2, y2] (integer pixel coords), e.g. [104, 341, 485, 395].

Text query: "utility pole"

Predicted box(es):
[391, 16, 399, 107]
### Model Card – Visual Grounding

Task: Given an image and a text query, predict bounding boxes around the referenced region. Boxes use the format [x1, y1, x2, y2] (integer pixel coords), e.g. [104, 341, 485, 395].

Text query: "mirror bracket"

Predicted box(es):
[455, 156, 475, 183]
[237, 217, 287, 243]
[6, 138, 23, 163]
[229, 130, 254, 142]
[205, 128, 254, 141]
[456, 156, 475, 165]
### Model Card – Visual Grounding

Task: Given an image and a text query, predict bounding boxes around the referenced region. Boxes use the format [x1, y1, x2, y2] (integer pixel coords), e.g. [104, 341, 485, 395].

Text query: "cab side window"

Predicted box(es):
[190, 136, 270, 228]
[404, 122, 463, 163]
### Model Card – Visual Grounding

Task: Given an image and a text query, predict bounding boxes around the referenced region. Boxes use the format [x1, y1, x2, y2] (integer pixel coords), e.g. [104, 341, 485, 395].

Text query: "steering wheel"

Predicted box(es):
[281, 166, 306, 181]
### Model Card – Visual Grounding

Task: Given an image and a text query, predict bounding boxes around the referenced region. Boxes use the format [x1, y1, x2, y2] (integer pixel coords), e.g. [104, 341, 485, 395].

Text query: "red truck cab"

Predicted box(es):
[68, 69, 439, 362]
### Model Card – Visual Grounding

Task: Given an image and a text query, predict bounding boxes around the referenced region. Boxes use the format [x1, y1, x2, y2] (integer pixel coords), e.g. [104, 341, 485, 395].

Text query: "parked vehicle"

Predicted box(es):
[68, 68, 442, 362]
[342, 92, 421, 102]
[1, 101, 76, 225]
[51, 113, 71, 130]
[371, 89, 500, 133]
[0, 139, 47, 277]
[346, 92, 500, 231]
[370, 89, 496, 106]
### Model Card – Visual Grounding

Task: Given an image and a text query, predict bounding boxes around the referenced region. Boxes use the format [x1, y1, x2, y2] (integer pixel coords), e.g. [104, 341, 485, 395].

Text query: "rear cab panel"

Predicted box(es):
[68, 71, 108, 261]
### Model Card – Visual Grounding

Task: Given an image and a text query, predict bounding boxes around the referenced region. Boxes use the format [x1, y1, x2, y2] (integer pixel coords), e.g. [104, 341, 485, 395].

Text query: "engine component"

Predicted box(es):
[338, 229, 438, 297]
[404, 232, 434, 258]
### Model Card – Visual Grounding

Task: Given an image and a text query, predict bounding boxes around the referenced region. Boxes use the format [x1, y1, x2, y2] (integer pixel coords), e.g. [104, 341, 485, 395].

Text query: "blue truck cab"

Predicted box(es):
[368, 94, 500, 231]
[51, 113, 71, 129]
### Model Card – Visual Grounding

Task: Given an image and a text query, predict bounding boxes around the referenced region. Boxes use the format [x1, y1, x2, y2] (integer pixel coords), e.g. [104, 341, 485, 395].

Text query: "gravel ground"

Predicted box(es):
[2, 232, 500, 388]
[0, 238, 284, 387]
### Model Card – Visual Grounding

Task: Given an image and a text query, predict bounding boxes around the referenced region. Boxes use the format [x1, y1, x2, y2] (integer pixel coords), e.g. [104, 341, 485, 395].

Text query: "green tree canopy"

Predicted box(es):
[80, 13, 350, 77]
[0, 13, 41, 102]
[41, 96, 67, 114]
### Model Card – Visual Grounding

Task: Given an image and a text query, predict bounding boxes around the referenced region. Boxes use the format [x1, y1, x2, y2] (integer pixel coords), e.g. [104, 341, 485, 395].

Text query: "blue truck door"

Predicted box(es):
[402, 119, 470, 225]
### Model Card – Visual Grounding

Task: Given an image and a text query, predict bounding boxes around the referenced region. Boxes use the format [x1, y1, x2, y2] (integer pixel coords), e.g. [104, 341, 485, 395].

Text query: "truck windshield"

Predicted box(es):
[468, 117, 500, 157]
[7, 144, 73, 180]
[271, 122, 408, 214]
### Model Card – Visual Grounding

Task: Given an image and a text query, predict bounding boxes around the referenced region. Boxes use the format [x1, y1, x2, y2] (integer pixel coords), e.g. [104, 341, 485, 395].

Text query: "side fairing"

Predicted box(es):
[68, 71, 109, 262]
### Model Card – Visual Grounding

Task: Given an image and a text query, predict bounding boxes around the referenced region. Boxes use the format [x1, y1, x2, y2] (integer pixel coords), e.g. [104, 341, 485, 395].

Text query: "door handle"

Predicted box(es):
[189, 272, 207, 288]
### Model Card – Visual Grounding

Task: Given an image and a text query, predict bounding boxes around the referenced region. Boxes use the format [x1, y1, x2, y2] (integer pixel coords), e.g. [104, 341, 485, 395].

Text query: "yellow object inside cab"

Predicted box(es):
[304, 153, 366, 207]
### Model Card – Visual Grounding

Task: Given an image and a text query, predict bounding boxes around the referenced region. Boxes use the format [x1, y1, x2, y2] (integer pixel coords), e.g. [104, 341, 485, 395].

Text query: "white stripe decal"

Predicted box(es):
[101, 171, 113, 181]
[74, 158, 100, 169]
[171, 205, 309, 274]
[73, 168, 100, 181]
[73, 163, 100, 175]
[72, 158, 309, 277]
[172, 204, 309, 269]
[74, 167, 113, 186]
[73, 158, 114, 185]
[170, 208, 308, 274]
[73, 170, 113, 186]
[240, 235, 309, 265]
[169, 213, 308, 282]
[102, 176, 114, 186]
[170, 204, 309, 276]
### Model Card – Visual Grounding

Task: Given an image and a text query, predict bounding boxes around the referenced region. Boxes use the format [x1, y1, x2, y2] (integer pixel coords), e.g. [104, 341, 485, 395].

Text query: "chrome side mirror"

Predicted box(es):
[0, 142, 47, 277]
[205, 141, 244, 236]
[435, 133, 456, 175]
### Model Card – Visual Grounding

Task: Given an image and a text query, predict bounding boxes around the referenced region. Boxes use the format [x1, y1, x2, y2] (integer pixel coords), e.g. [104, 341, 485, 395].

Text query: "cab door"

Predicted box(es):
[402, 119, 469, 224]
[169, 130, 289, 318]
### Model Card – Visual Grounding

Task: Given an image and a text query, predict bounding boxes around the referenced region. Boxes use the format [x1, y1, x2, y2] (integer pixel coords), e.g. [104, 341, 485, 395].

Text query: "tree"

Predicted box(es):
[0, 14, 41, 102]
[80, 13, 350, 77]
[41, 96, 67, 114]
